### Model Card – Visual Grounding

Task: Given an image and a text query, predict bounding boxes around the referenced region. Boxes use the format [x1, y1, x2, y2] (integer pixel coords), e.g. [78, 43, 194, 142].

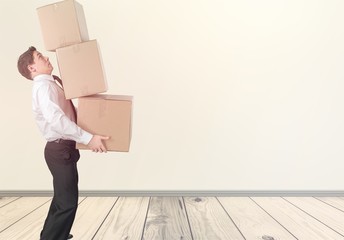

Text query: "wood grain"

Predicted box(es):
[0, 197, 51, 233]
[0, 197, 20, 208]
[143, 197, 192, 240]
[93, 197, 150, 240]
[218, 197, 296, 240]
[284, 197, 344, 236]
[185, 197, 244, 240]
[252, 197, 343, 239]
[316, 197, 344, 212]
[1, 196, 344, 239]
[71, 197, 118, 239]
[0, 197, 85, 240]
[0, 199, 50, 240]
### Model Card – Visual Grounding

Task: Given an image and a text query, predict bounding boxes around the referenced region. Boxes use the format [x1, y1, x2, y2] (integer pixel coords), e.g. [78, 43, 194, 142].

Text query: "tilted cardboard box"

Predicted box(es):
[76, 94, 133, 152]
[56, 40, 108, 99]
[37, 0, 89, 51]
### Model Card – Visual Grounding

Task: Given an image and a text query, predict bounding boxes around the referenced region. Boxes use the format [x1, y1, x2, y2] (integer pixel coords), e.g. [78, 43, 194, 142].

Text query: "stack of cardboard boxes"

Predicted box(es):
[37, 0, 132, 152]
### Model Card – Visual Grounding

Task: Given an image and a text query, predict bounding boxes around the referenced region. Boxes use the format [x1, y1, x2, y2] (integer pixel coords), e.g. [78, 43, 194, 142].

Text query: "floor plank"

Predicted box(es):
[71, 197, 118, 239]
[252, 197, 343, 239]
[2, 196, 344, 239]
[0, 200, 51, 240]
[93, 197, 150, 240]
[0, 197, 85, 240]
[184, 197, 244, 240]
[0, 197, 51, 233]
[142, 197, 192, 240]
[0, 197, 20, 208]
[284, 197, 344, 237]
[315, 197, 344, 212]
[218, 197, 296, 239]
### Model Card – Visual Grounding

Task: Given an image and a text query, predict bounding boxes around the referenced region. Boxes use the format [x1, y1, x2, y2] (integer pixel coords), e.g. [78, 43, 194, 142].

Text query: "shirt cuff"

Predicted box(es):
[80, 131, 93, 145]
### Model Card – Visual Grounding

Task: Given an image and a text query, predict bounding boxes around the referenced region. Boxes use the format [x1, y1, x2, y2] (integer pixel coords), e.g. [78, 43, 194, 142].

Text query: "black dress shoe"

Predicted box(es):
[68, 234, 73, 239]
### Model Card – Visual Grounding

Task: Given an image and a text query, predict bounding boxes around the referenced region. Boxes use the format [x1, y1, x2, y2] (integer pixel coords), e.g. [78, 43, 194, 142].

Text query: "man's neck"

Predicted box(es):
[33, 74, 54, 82]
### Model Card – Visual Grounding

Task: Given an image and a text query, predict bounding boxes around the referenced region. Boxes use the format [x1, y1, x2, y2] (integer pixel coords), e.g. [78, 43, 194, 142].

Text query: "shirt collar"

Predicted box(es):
[33, 74, 55, 82]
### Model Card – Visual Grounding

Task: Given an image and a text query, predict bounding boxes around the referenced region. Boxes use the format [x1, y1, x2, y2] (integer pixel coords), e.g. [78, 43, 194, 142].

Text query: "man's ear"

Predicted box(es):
[27, 64, 36, 73]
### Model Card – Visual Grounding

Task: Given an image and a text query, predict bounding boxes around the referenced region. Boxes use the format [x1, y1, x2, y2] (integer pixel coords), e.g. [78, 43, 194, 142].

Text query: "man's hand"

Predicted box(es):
[87, 135, 110, 153]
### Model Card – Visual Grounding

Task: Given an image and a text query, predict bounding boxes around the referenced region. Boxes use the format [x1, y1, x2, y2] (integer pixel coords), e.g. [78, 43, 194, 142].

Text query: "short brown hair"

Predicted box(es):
[17, 46, 36, 80]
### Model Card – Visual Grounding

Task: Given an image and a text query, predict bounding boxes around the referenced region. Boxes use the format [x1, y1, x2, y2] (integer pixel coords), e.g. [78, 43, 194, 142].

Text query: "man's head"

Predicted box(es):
[17, 46, 53, 80]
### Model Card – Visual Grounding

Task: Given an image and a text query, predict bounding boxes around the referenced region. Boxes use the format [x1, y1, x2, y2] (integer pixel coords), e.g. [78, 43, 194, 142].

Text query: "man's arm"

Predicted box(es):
[53, 75, 110, 153]
[37, 83, 109, 152]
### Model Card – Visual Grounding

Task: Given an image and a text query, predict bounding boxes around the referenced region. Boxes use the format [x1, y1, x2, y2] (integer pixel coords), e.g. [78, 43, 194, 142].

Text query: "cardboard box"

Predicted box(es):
[76, 94, 133, 152]
[37, 0, 89, 51]
[56, 40, 108, 99]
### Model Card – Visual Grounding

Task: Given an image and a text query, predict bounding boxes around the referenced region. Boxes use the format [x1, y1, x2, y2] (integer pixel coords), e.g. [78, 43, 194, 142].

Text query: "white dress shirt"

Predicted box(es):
[32, 74, 93, 145]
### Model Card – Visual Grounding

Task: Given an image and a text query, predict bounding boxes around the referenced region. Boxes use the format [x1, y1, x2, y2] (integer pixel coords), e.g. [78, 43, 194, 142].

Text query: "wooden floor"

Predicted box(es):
[1, 197, 344, 239]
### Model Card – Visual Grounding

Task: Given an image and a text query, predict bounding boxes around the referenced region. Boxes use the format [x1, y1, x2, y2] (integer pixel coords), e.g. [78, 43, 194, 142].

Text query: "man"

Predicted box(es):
[17, 46, 108, 240]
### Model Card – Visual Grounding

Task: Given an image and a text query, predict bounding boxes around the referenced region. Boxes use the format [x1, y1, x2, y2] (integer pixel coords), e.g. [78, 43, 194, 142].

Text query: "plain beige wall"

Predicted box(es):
[1, 0, 344, 191]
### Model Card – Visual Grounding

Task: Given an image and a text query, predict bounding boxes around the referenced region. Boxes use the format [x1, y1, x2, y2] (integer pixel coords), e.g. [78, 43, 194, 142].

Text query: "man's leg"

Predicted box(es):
[40, 142, 80, 240]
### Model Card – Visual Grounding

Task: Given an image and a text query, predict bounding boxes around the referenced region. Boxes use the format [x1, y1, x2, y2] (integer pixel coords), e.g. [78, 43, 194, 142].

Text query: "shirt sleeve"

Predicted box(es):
[36, 84, 93, 145]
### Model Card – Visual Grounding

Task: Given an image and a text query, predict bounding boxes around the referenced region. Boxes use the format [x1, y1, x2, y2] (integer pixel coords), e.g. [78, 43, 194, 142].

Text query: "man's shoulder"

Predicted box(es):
[32, 80, 57, 95]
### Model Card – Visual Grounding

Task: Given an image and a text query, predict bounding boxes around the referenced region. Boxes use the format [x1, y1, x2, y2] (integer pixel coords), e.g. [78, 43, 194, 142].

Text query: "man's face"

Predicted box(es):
[28, 51, 53, 78]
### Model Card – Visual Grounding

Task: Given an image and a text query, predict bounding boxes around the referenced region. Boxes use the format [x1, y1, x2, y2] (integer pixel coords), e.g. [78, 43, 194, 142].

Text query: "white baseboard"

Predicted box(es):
[1, 190, 344, 197]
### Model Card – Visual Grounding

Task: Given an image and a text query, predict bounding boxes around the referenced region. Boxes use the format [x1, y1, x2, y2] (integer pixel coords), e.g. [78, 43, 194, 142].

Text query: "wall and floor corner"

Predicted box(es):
[1, 0, 344, 196]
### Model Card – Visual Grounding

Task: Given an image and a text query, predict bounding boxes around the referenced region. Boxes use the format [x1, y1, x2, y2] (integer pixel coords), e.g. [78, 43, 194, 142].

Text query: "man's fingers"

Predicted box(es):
[92, 145, 107, 153]
[100, 145, 107, 153]
[100, 136, 110, 140]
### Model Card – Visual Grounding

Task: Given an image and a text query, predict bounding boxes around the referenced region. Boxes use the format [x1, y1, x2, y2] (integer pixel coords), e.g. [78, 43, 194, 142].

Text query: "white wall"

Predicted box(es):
[1, 0, 344, 191]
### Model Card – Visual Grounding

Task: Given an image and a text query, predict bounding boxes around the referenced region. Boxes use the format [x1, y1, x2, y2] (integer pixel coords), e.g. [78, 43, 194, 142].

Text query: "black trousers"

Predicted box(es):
[40, 140, 80, 240]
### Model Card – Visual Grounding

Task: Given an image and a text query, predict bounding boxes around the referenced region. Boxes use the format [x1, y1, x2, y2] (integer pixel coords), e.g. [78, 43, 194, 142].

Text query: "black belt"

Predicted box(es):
[50, 139, 75, 145]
